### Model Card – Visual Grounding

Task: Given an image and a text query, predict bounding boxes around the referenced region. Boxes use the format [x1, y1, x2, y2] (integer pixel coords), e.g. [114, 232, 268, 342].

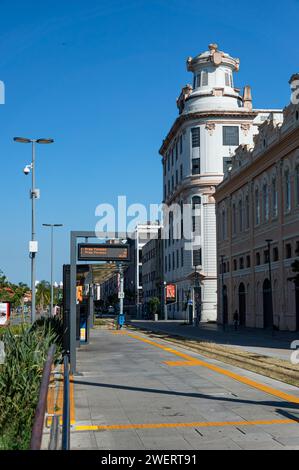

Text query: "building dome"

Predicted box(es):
[178, 44, 244, 114]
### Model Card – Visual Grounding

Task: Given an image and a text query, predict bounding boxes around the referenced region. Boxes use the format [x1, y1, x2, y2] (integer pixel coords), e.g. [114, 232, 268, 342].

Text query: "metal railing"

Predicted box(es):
[30, 344, 56, 450]
[62, 354, 70, 450]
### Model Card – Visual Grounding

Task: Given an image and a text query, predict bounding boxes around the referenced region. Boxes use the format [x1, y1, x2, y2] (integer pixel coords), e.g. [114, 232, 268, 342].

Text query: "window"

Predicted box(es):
[285, 169, 291, 211]
[263, 183, 269, 222]
[192, 196, 201, 233]
[232, 203, 237, 234]
[194, 73, 201, 88]
[168, 180, 170, 195]
[168, 254, 171, 271]
[193, 249, 202, 267]
[171, 148, 174, 166]
[180, 164, 183, 181]
[239, 257, 244, 270]
[163, 160, 166, 176]
[175, 141, 178, 161]
[191, 128, 200, 148]
[181, 247, 184, 267]
[177, 250, 179, 268]
[238, 199, 243, 232]
[222, 209, 227, 240]
[272, 177, 278, 218]
[256, 252, 261, 266]
[264, 250, 270, 264]
[246, 255, 251, 268]
[225, 73, 231, 87]
[176, 170, 178, 186]
[273, 247, 279, 262]
[167, 155, 170, 172]
[245, 195, 250, 229]
[164, 185, 166, 200]
[286, 243, 292, 259]
[201, 71, 209, 86]
[192, 158, 201, 175]
[223, 126, 239, 146]
[233, 259, 237, 271]
[223, 157, 232, 174]
[180, 135, 183, 154]
[255, 188, 260, 225]
[296, 165, 299, 205]
[172, 176, 174, 192]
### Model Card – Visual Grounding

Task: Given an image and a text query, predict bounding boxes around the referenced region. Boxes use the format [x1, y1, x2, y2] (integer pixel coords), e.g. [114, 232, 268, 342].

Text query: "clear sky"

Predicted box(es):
[1, 0, 298, 285]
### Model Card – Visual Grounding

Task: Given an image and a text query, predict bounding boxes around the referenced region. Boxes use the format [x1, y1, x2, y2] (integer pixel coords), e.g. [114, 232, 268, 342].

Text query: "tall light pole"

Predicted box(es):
[43, 224, 63, 316]
[14, 137, 54, 323]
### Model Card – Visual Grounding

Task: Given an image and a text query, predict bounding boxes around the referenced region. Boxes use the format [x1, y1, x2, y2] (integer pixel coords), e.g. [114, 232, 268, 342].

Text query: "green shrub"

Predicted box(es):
[0, 317, 63, 450]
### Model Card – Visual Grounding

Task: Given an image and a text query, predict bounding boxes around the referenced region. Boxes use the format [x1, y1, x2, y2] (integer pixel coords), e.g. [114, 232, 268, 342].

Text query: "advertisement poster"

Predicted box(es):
[0, 302, 10, 326]
[166, 284, 177, 304]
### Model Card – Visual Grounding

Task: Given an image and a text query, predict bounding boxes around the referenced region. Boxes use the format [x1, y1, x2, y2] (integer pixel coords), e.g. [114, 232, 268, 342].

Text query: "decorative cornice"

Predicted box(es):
[159, 110, 258, 156]
[205, 122, 216, 135]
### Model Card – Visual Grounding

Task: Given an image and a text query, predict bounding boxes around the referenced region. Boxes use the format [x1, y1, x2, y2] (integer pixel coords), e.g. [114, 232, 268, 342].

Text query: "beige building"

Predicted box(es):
[215, 75, 299, 331]
[141, 228, 164, 311]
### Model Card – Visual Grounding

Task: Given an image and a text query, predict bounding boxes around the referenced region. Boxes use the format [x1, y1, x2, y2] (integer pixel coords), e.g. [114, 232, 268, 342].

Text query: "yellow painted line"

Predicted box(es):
[165, 360, 199, 367]
[126, 333, 299, 405]
[74, 418, 298, 433]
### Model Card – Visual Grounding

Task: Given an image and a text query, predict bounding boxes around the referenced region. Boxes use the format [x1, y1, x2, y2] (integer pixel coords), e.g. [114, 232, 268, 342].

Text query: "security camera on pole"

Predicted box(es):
[14, 137, 54, 323]
[117, 263, 125, 329]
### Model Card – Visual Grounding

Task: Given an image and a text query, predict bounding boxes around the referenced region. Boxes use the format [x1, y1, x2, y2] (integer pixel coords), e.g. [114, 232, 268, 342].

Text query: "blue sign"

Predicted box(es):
[188, 300, 193, 306]
[118, 314, 125, 326]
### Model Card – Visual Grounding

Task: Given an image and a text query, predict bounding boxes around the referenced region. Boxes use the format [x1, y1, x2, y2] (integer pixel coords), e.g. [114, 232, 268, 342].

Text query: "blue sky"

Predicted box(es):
[0, 0, 298, 285]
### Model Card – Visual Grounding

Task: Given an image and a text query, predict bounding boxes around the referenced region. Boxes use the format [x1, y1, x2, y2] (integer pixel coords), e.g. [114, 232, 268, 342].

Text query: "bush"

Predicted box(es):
[0, 317, 62, 450]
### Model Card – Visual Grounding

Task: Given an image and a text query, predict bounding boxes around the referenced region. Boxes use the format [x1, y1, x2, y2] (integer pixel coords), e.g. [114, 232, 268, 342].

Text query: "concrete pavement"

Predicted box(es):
[70, 329, 299, 450]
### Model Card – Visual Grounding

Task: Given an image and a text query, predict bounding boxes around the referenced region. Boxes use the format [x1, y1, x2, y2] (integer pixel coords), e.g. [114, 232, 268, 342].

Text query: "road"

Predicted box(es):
[70, 329, 299, 450]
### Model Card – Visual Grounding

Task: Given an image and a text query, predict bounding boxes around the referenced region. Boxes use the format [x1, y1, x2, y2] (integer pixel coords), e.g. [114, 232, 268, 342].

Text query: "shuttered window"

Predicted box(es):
[191, 127, 200, 148]
[223, 126, 239, 146]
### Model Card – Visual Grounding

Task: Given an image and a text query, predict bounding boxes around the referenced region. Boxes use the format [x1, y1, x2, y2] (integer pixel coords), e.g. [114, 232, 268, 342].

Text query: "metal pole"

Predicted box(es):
[31, 141, 36, 324]
[50, 225, 54, 316]
[221, 255, 225, 331]
[62, 355, 70, 450]
[70, 232, 77, 375]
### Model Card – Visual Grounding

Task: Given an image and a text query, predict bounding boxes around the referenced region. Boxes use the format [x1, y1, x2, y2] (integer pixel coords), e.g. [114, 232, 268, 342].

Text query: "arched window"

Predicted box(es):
[285, 168, 291, 211]
[255, 188, 260, 225]
[272, 177, 278, 218]
[263, 183, 269, 222]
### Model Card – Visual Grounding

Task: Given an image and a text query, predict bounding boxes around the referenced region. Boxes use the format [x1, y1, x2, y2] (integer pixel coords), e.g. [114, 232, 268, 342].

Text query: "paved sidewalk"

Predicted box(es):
[129, 321, 299, 361]
[71, 329, 299, 450]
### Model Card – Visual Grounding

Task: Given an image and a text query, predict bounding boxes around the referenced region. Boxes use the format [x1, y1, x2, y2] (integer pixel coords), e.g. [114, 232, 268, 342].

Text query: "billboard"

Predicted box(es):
[78, 244, 130, 262]
[166, 284, 177, 304]
[0, 303, 10, 326]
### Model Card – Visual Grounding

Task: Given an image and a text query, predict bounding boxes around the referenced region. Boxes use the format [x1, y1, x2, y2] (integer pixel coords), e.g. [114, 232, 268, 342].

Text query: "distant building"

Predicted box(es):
[141, 228, 164, 311]
[215, 75, 299, 330]
[159, 43, 281, 322]
[124, 222, 162, 316]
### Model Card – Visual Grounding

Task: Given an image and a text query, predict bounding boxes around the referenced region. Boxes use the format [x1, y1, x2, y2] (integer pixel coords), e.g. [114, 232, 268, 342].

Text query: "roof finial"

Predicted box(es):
[209, 43, 218, 53]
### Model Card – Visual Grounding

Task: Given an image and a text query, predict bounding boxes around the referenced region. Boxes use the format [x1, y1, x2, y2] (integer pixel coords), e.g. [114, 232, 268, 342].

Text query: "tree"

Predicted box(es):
[148, 297, 160, 319]
[36, 281, 51, 311]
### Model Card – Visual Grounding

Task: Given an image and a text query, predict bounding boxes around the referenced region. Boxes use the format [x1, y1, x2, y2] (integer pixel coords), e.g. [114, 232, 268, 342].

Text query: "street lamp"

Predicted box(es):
[43, 224, 63, 316]
[14, 137, 54, 323]
[265, 239, 274, 331]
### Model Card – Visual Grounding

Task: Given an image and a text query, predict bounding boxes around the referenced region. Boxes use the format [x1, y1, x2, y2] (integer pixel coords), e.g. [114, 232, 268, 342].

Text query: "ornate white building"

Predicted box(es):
[159, 43, 281, 322]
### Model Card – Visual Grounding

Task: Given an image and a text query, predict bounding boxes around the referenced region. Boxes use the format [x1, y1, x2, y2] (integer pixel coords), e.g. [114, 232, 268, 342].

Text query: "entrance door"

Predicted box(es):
[296, 279, 299, 331]
[238, 283, 246, 327]
[263, 279, 273, 329]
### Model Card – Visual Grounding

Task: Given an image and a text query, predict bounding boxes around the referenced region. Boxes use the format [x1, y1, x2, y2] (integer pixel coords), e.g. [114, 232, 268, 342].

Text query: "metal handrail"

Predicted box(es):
[61, 354, 70, 450]
[30, 344, 56, 450]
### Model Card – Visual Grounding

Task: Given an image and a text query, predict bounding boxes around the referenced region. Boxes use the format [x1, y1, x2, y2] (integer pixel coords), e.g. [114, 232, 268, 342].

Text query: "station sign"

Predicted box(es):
[78, 244, 130, 262]
[0, 303, 10, 326]
[166, 284, 177, 304]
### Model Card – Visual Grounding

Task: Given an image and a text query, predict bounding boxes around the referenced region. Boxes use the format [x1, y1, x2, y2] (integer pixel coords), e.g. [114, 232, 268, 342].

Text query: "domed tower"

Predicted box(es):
[159, 44, 278, 323]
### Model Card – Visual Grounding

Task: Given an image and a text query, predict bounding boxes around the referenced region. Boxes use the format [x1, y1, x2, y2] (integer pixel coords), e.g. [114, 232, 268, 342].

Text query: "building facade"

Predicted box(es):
[215, 75, 299, 330]
[159, 43, 280, 322]
[141, 228, 164, 310]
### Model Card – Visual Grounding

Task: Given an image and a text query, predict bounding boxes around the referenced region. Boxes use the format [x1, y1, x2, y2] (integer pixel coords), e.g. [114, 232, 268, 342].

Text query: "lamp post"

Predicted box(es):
[43, 224, 63, 316]
[14, 137, 54, 323]
[265, 239, 274, 331]
[221, 255, 225, 331]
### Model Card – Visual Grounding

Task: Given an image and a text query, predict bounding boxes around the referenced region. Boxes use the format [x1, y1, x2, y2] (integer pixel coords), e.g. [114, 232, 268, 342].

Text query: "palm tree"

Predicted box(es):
[36, 281, 51, 312]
